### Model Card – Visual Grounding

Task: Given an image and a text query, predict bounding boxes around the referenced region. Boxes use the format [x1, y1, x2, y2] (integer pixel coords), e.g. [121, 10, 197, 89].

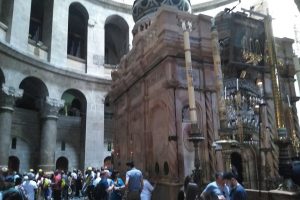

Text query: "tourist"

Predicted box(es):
[200, 172, 229, 200]
[125, 161, 143, 200]
[140, 172, 155, 200]
[22, 175, 37, 200]
[110, 170, 125, 200]
[94, 170, 113, 200]
[222, 172, 247, 200]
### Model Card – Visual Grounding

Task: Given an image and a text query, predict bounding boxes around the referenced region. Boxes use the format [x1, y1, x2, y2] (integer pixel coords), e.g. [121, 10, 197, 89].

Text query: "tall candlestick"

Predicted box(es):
[236, 79, 239, 91]
[287, 95, 291, 107]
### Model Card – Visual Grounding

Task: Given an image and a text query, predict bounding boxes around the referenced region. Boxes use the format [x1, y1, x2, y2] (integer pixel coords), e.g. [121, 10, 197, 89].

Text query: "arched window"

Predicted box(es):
[0, 0, 13, 25]
[0, 0, 14, 37]
[67, 3, 88, 60]
[29, 0, 44, 42]
[105, 15, 129, 65]
[28, 0, 53, 47]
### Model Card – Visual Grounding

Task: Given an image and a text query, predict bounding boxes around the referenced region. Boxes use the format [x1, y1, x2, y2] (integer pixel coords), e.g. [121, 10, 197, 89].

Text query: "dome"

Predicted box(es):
[132, 0, 192, 22]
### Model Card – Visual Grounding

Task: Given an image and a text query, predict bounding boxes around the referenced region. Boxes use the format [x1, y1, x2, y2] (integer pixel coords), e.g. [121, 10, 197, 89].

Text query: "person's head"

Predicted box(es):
[100, 170, 110, 178]
[15, 177, 22, 186]
[215, 172, 225, 186]
[126, 161, 134, 169]
[104, 156, 113, 169]
[111, 170, 120, 180]
[222, 172, 238, 188]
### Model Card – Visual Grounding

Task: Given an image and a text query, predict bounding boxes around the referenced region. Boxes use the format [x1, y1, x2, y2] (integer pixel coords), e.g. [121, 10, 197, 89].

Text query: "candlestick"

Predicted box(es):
[287, 95, 291, 107]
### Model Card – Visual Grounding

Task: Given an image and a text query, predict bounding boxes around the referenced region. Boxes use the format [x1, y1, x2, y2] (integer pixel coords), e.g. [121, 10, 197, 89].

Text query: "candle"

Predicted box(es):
[287, 95, 291, 107]
[236, 79, 239, 91]
[224, 87, 227, 99]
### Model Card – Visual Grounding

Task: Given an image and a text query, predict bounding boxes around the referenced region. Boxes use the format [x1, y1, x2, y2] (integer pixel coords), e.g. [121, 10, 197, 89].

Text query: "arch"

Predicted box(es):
[60, 89, 87, 117]
[60, 89, 87, 169]
[231, 152, 244, 184]
[67, 2, 89, 59]
[56, 156, 68, 172]
[8, 156, 20, 172]
[16, 76, 49, 110]
[105, 15, 129, 65]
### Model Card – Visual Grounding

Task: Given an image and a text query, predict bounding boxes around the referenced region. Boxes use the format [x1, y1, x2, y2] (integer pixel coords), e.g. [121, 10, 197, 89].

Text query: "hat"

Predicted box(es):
[87, 167, 92, 171]
[29, 169, 34, 172]
[1, 167, 8, 172]
[23, 176, 29, 180]
[100, 169, 110, 176]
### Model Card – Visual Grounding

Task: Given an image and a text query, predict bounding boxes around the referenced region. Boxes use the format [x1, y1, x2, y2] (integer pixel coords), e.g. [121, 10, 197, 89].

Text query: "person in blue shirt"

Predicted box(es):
[200, 172, 229, 200]
[110, 170, 125, 200]
[125, 161, 143, 200]
[222, 172, 247, 200]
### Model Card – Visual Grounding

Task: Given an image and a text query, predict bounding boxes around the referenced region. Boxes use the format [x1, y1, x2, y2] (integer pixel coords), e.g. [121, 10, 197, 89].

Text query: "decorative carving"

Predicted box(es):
[177, 67, 199, 87]
[132, 0, 192, 22]
[41, 97, 64, 119]
[129, 84, 142, 101]
[0, 84, 23, 109]
[147, 67, 165, 87]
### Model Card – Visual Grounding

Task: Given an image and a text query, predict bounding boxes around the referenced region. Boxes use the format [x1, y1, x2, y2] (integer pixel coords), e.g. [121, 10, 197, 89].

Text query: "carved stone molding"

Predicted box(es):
[41, 97, 64, 119]
[0, 84, 23, 110]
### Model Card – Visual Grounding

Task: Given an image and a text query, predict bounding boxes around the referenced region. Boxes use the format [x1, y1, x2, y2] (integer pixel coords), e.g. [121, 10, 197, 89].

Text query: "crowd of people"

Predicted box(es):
[1, 159, 247, 200]
[0, 161, 155, 200]
[179, 171, 247, 200]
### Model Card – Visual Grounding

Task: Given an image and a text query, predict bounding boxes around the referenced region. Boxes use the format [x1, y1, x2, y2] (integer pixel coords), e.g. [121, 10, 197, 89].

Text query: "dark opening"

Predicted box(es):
[56, 157, 68, 172]
[231, 152, 243, 184]
[11, 138, 17, 149]
[29, 0, 44, 42]
[61, 141, 66, 151]
[67, 3, 88, 59]
[8, 156, 20, 172]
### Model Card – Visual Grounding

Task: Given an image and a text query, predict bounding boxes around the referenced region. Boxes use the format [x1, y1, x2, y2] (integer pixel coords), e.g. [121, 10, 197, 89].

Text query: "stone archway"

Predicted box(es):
[8, 156, 20, 172]
[56, 156, 68, 172]
[16, 76, 49, 110]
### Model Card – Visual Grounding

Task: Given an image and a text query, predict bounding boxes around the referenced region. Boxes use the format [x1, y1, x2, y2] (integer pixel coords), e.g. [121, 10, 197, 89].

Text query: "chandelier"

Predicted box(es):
[223, 78, 262, 144]
[241, 36, 263, 66]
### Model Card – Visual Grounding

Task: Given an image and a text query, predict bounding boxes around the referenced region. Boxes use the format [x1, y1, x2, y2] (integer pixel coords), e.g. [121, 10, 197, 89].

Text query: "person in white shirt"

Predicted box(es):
[140, 172, 155, 200]
[22, 175, 38, 200]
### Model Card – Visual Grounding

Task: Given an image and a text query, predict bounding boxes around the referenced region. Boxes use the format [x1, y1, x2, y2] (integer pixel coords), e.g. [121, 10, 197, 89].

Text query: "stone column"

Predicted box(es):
[0, 84, 23, 168]
[39, 97, 64, 172]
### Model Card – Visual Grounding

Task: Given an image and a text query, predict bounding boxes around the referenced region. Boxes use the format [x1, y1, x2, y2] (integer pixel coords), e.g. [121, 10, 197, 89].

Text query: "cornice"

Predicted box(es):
[0, 42, 111, 86]
[90, 0, 132, 14]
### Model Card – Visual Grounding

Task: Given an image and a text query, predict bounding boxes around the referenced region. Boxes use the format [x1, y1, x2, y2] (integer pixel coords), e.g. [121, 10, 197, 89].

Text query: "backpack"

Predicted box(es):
[16, 186, 29, 200]
[94, 179, 108, 200]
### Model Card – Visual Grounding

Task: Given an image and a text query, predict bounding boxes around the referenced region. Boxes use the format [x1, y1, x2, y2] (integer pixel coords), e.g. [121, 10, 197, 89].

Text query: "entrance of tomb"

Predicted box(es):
[231, 152, 243, 184]
[56, 156, 68, 172]
[8, 156, 20, 172]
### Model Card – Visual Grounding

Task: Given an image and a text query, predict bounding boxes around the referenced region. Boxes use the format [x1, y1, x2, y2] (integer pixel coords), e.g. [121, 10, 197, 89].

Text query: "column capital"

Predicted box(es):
[0, 84, 23, 110]
[177, 15, 193, 32]
[41, 97, 64, 119]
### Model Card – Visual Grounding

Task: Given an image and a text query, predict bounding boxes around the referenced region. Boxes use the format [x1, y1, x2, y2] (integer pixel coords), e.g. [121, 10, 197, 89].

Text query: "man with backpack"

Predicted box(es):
[94, 170, 113, 200]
